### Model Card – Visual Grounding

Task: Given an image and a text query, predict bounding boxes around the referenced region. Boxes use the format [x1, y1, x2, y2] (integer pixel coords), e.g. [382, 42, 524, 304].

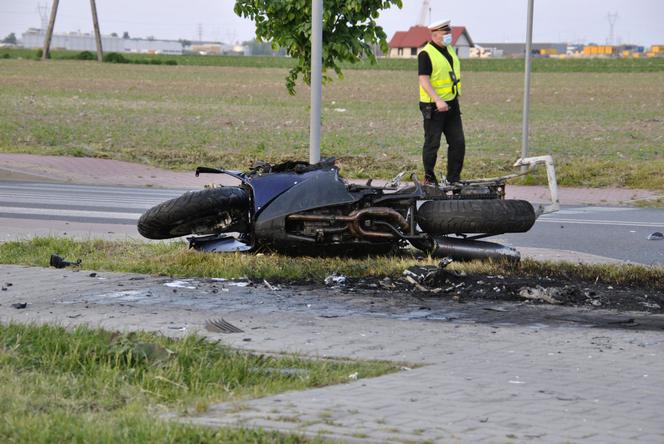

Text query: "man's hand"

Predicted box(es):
[435, 99, 449, 112]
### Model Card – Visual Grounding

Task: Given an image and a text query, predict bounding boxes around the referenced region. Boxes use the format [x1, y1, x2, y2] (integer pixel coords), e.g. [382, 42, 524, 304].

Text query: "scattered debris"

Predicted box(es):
[438, 257, 453, 269]
[518, 286, 562, 304]
[228, 281, 251, 288]
[263, 279, 280, 291]
[89, 272, 97, 277]
[49, 254, 81, 269]
[647, 231, 663, 241]
[379, 277, 395, 289]
[640, 301, 661, 309]
[11, 302, 27, 309]
[483, 306, 509, 312]
[164, 280, 196, 289]
[348, 372, 359, 380]
[333, 108, 347, 113]
[205, 318, 244, 334]
[324, 273, 347, 286]
[405, 275, 430, 292]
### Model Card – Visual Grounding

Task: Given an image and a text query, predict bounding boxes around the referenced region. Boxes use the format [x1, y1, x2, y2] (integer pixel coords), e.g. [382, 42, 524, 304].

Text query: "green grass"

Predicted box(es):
[2, 47, 664, 72]
[0, 57, 663, 189]
[0, 322, 396, 443]
[1, 237, 662, 290]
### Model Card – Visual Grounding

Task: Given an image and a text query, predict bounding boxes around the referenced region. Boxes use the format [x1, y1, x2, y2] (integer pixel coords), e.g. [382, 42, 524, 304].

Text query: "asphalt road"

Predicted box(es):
[1, 181, 663, 265]
[498, 206, 664, 266]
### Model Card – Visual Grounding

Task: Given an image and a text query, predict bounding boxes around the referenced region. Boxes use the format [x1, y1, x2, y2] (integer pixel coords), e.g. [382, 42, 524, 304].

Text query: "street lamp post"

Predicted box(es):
[521, 0, 534, 169]
[309, 0, 323, 164]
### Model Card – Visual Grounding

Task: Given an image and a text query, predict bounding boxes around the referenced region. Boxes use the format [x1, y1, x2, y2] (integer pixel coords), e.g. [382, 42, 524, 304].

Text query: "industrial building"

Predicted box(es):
[473, 42, 567, 58]
[21, 28, 183, 55]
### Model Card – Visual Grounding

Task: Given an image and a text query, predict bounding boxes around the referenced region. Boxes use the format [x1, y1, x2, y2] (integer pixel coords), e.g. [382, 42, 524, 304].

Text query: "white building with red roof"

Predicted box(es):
[388, 25, 474, 58]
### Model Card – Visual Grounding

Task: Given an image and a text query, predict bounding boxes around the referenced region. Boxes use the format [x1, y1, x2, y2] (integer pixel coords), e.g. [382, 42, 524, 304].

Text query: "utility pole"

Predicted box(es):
[607, 12, 618, 45]
[520, 0, 534, 168]
[90, 0, 103, 62]
[418, 0, 431, 26]
[42, 0, 59, 59]
[309, 0, 322, 164]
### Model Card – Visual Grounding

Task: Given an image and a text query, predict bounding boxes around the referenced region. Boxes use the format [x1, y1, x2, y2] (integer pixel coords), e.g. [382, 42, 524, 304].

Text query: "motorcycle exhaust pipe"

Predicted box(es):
[413, 237, 521, 263]
[288, 208, 410, 240]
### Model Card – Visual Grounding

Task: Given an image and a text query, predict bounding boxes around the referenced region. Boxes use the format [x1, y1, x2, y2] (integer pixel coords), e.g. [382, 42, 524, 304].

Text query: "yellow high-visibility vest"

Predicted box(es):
[419, 42, 462, 102]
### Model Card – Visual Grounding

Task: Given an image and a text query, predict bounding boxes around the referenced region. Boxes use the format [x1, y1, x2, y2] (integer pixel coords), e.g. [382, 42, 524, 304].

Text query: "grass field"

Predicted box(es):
[0, 322, 394, 443]
[1, 57, 663, 188]
[1, 237, 663, 290]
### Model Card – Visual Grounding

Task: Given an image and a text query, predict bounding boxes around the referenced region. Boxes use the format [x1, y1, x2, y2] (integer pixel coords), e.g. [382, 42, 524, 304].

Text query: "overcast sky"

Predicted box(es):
[1, 0, 663, 46]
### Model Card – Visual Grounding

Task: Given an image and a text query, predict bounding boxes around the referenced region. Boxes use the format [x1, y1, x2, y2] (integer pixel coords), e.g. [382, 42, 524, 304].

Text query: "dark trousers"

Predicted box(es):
[420, 98, 465, 183]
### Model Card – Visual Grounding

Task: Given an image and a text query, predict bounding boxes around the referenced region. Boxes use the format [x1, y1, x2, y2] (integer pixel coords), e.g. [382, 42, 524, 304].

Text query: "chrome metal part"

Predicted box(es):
[427, 236, 521, 262]
[288, 207, 410, 240]
[513, 155, 560, 216]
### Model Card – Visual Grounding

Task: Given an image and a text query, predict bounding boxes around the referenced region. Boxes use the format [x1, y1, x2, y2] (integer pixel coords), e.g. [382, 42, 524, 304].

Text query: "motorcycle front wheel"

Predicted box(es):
[137, 187, 250, 239]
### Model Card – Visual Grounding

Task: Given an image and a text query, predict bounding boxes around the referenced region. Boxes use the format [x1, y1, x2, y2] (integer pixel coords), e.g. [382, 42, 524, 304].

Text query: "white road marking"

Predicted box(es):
[0, 206, 140, 220]
[539, 218, 662, 228]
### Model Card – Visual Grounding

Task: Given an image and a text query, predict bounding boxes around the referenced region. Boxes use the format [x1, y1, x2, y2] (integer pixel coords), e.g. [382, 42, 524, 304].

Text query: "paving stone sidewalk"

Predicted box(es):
[1, 265, 662, 443]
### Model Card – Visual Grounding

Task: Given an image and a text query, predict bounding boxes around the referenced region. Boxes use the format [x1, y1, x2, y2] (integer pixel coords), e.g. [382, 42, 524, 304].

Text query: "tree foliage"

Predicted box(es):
[2, 33, 17, 44]
[234, 0, 402, 94]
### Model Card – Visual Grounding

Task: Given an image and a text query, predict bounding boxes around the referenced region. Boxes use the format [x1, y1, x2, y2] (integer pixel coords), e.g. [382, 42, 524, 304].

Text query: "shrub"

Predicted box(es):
[149, 59, 162, 65]
[35, 48, 43, 59]
[164, 60, 177, 65]
[1, 53, 10, 59]
[103, 52, 129, 63]
[75, 50, 96, 60]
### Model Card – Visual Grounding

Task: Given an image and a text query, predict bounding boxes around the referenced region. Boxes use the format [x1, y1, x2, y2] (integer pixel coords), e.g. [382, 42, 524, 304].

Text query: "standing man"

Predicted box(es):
[418, 19, 465, 186]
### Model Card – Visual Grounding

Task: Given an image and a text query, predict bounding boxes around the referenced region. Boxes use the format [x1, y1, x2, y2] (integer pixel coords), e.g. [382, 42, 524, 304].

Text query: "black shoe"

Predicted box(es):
[424, 174, 438, 187]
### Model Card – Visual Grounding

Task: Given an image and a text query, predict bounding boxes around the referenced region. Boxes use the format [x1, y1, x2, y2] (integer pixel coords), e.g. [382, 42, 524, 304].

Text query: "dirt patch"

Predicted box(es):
[325, 265, 664, 314]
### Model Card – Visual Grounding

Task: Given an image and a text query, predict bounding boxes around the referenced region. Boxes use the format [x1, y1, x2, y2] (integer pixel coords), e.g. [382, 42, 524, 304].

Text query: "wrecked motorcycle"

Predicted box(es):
[138, 156, 559, 262]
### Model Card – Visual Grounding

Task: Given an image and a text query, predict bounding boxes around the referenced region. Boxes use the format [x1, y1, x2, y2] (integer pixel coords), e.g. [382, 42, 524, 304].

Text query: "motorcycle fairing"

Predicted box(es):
[249, 172, 309, 215]
[253, 168, 358, 244]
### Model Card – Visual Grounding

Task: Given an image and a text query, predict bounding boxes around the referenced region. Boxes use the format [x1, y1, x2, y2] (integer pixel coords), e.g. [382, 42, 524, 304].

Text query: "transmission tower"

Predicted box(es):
[607, 12, 618, 45]
[37, 2, 49, 30]
[418, 0, 431, 26]
[197, 23, 203, 42]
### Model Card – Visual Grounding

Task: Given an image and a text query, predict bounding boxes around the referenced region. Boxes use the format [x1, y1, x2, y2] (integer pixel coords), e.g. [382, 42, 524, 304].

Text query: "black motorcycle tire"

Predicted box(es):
[137, 187, 249, 239]
[417, 199, 536, 235]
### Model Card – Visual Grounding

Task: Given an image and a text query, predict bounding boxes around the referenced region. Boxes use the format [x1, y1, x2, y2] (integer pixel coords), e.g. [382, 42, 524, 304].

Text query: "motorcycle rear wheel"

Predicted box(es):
[417, 199, 536, 235]
[137, 187, 249, 239]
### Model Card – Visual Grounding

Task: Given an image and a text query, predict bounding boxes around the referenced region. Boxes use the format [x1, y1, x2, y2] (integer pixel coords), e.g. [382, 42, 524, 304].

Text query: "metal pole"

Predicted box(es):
[90, 0, 104, 62]
[42, 0, 59, 60]
[521, 0, 534, 167]
[309, 0, 322, 164]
